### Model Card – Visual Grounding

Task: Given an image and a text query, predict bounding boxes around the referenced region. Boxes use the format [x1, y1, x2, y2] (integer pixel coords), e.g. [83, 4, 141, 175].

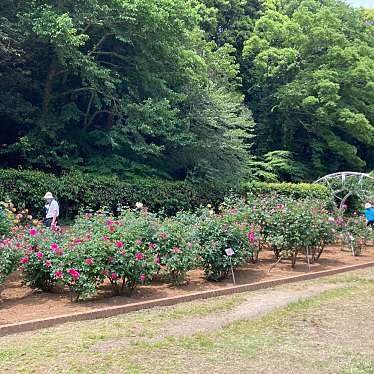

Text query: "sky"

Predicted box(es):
[346, 0, 374, 7]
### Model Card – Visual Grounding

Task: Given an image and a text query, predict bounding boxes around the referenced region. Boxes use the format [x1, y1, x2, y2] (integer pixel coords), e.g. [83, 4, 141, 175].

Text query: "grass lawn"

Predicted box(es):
[1, 268, 374, 373]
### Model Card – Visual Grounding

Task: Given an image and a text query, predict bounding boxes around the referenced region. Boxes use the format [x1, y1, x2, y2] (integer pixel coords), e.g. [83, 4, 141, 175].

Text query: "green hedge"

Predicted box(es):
[0, 169, 234, 219]
[0, 169, 331, 220]
[243, 182, 330, 200]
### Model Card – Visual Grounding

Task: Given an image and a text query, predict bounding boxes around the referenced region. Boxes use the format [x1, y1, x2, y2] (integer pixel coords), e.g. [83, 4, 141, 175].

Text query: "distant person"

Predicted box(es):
[364, 203, 374, 227]
[43, 192, 59, 228]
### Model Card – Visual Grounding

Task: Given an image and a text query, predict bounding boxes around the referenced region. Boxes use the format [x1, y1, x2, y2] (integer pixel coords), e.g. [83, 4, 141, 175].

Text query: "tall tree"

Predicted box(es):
[242, 0, 374, 178]
[0, 0, 253, 181]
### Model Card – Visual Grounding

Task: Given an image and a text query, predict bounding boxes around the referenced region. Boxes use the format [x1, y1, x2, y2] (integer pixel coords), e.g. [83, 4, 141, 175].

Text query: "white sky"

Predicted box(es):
[346, 0, 374, 7]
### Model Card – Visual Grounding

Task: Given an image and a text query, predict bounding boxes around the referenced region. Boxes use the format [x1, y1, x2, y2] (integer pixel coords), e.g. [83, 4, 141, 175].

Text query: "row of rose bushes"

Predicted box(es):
[0, 195, 368, 300]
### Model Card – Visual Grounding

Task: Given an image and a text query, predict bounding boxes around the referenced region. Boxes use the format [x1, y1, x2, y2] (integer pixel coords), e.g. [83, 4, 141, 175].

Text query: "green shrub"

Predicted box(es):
[0, 169, 334, 221]
[243, 182, 330, 200]
[195, 208, 257, 281]
[19, 226, 64, 291]
[0, 207, 12, 239]
[0, 169, 233, 219]
[337, 213, 367, 256]
[154, 214, 198, 285]
[0, 236, 23, 289]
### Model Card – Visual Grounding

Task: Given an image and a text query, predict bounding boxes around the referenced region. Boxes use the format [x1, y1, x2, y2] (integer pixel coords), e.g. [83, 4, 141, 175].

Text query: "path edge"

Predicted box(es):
[1, 261, 374, 337]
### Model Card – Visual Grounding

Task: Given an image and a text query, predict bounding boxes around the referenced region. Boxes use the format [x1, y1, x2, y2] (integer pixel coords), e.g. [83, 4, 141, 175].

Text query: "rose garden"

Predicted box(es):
[1, 188, 372, 308]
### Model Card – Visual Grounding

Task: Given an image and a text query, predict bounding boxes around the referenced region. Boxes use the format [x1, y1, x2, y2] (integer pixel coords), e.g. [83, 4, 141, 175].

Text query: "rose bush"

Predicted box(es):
[0, 236, 23, 290]
[195, 208, 257, 281]
[154, 213, 198, 285]
[19, 226, 64, 291]
[338, 214, 367, 256]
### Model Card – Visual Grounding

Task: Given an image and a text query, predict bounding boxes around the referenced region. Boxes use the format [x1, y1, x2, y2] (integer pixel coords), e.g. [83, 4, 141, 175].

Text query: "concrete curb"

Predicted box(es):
[1, 261, 374, 337]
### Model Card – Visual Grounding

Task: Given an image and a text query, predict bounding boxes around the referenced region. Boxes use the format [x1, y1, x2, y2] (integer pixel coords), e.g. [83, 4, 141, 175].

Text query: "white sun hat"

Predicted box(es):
[44, 192, 53, 199]
[365, 203, 372, 209]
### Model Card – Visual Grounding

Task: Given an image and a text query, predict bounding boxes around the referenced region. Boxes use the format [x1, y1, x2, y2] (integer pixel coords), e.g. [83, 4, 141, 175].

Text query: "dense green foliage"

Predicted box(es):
[0, 0, 253, 182]
[242, 0, 374, 177]
[0, 0, 372, 182]
[243, 181, 330, 200]
[0, 169, 330, 219]
[0, 168, 234, 218]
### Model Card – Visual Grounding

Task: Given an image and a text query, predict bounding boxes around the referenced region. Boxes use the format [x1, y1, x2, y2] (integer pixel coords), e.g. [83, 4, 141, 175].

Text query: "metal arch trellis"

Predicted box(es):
[314, 172, 374, 209]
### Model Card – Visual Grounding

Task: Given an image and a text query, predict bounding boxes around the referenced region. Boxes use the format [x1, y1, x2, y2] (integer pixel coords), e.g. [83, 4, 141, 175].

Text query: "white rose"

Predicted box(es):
[135, 202, 143, 209]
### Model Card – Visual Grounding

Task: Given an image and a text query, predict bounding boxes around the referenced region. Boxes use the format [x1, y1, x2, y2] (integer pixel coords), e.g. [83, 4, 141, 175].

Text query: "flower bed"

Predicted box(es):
[0, 195, 371, 302]
[1, 245, 374, 327]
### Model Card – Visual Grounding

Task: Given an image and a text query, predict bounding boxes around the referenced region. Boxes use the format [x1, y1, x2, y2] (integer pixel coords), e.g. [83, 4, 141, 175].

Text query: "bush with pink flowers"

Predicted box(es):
[19, 226, 65, 291]
[195, 207, 258, 281]
[154, 214, 198, 285]
[2, 194, 363, 301]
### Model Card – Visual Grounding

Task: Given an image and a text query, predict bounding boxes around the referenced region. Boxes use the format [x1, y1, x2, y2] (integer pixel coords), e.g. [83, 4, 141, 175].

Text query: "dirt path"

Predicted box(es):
[92, 281, 344, 352]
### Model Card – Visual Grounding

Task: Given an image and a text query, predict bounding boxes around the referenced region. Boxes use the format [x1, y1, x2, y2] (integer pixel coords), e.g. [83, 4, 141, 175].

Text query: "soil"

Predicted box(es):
[0, 245, 373, 326]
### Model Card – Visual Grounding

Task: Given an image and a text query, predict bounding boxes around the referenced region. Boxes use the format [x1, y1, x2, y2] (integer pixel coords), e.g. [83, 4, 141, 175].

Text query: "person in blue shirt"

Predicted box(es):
[365, 203, 374, 227]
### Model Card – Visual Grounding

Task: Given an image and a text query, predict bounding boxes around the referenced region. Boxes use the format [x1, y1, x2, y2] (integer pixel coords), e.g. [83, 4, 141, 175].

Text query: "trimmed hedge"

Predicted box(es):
[0, 169, 234, 219]
[0, 169, 330, 220]
[243, 181, 330, 200]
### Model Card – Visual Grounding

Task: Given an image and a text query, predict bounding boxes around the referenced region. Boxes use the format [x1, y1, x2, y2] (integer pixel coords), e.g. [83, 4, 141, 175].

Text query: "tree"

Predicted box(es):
[242, 0, 374, 178]
[0, 0, 254, 181]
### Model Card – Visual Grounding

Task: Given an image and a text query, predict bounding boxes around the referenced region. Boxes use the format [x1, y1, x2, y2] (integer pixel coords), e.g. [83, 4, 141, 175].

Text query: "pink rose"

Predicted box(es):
[121, 250, 126, 256]
[55, 270, 63, 278]
[106, 219, 113, 226]
[102, 236, 108, 241]
[135, 252, 143, 261]
[45, 260, 52, 268]
[159, 232, 167, 240]
[154, 257, 160, 263]
[109, 225, 115, 233]
[139, 274, 146, 282]
[172, 247, 181, 254]
[111, 273, 118, 279]
[73, 239, 82, 245]
[29, 228, 37, 237]
[116, 241, 123, 249]
[136, 239, 142, 245]
[149, 242, 156, 249]
[35, 252, 44, 258]
[20, 256, 29, 264]
[84, 258, 94, 266]
[50, 243, 59, 251]
[68, 268, 80, 280]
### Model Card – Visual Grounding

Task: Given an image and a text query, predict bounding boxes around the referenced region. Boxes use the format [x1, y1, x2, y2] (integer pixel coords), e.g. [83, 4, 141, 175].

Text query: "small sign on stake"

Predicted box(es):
[225, 248, 236, 284]
[225, 247, 235, 257]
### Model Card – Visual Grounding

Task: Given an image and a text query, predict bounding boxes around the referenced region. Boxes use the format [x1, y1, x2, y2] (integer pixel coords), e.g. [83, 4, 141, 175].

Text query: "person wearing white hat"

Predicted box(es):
[364, 202, 374, 227]
[43, 192, 59, 228]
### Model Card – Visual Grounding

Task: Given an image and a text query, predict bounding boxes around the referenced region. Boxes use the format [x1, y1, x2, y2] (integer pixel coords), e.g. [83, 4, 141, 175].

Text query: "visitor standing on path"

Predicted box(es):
[43, 192, 59, 228]
[365, 203, 374, 227]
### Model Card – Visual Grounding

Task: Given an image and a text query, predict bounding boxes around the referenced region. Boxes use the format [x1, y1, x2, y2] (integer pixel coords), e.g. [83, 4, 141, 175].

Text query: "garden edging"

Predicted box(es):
[1, 260, 374, 337]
